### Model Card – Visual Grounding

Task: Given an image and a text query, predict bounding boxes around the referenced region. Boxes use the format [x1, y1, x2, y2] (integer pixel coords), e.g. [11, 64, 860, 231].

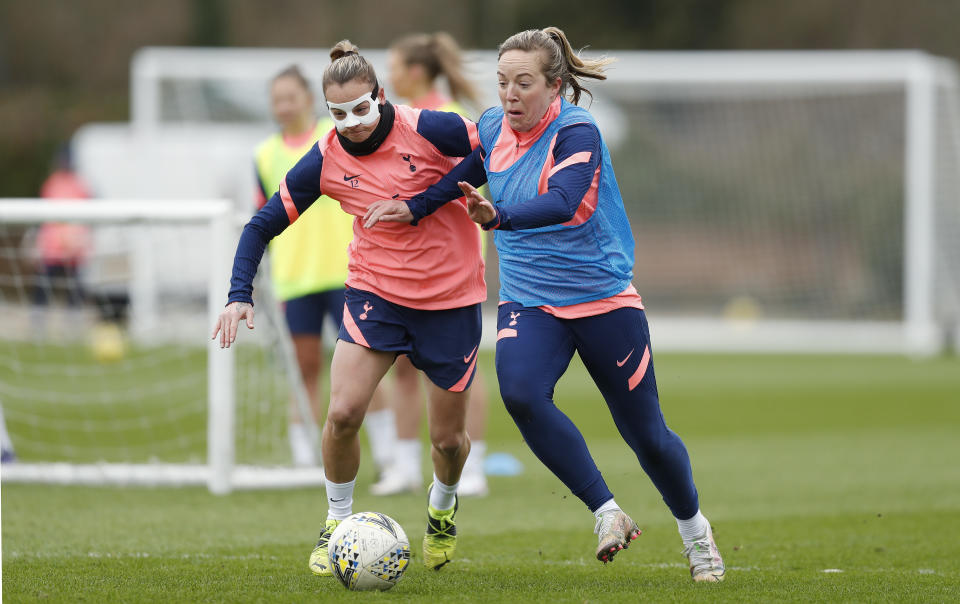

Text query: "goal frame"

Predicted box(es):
[0, 199, 322, 493]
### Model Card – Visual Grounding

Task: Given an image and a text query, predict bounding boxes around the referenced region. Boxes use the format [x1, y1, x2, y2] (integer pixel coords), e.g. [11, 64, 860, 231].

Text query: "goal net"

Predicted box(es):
[592, 51, 960, 355]
[0, 200, 322, 493]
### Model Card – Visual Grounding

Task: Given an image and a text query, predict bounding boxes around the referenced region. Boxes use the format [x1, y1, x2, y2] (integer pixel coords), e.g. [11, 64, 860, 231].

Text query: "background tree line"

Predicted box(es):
[2, 0, 959, 197]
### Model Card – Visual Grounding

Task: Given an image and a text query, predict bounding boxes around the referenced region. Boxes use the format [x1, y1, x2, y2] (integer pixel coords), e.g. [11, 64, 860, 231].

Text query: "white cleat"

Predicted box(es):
[594, 509, 641, 563]
[683, 524, 726, 582]
[457, 472, 488, 497]
[370, 470, 422, 496]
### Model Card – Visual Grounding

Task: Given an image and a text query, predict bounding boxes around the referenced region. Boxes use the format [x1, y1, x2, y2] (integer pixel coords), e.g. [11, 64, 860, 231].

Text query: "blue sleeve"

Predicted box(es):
[228, 146, 325, 304]
[416, 109, 476, 157]
[405, 146, 488, 225]
[283, 145, 326, 216]
[485, 123, 600, 231]
[254, 162, 267, 200]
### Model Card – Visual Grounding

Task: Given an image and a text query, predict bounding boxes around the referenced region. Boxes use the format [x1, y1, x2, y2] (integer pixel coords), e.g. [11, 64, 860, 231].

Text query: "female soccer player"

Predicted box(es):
[365, 32, 491, 498]
[364, 27, 726, 583]
[253, 65, 359, 467]
[213, 40, 485, 574]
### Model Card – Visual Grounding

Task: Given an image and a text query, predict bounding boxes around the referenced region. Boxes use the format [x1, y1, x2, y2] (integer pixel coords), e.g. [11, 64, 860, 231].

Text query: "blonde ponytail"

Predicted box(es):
[390, 32, 481, 109]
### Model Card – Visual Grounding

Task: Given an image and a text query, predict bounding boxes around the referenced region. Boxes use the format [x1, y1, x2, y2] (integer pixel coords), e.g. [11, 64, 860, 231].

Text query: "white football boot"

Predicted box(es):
[683, 524, 726, 582]
[370, 464, 422, 496]
[594, 509, 641, 563]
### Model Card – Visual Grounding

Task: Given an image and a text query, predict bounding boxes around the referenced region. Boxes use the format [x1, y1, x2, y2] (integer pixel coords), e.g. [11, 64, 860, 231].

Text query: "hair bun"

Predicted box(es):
[329, 40, 361, 62]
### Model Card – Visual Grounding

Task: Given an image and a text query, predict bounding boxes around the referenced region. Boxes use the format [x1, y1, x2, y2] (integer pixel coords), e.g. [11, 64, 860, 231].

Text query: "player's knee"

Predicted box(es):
[430, 430, 466, 459]
[298, 366, 321, 386]
[497, 379, 542, 423]
[325, 400, 365, 437]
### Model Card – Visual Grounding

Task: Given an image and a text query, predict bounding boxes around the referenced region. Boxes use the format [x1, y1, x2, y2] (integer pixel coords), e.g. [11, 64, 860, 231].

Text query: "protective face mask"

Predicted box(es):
[327, 90, 381, 131]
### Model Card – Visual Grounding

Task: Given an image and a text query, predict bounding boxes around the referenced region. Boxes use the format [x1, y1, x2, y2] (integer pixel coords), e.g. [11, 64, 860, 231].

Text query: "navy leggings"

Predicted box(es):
[495, 304, 699, 519]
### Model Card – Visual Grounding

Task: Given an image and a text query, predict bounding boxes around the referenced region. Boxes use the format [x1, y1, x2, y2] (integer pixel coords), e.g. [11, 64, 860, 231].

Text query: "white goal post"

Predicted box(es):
[0, 200, 323, 493]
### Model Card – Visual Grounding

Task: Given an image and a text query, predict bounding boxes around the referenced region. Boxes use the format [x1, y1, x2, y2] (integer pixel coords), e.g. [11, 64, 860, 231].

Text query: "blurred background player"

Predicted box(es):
[215, 40, 486, 573]
[32, 144, 131, 361]
[30, 144, 91, 334]
[365, 27, 725, 583]
[365, 32, 490, 497]
[254, 65, 389, 466]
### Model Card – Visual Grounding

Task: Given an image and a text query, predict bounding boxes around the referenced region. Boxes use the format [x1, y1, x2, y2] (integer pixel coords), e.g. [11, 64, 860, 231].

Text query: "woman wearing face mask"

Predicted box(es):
[363, 32, 491, 500]
[253, 65, 365, 469]
[213, 40, 485, 575]
[364, 27, 725, 583]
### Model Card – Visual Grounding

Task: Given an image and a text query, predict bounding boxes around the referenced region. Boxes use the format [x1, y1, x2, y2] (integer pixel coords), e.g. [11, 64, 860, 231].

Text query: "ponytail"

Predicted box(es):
[499, 27, 614, 105]
[429, 32, 481, 108]
[391, 32, 481, 109]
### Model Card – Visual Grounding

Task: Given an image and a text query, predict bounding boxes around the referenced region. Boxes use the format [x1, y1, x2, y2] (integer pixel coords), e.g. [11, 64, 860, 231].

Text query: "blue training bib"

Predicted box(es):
[478, 99, 635, 307]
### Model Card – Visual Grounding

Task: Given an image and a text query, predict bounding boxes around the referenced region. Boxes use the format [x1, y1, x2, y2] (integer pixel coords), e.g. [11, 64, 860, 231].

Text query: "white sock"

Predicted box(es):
[676, 510, 710, 543]
[462, 439, 486, 478]
[364, 409, 397, 472]
[395, 439, 423, 482]
[325, 477, 356, 521]
[288, 422, 315, 467]
[429, 474, 458, 510]
[593, 498, 621, 520]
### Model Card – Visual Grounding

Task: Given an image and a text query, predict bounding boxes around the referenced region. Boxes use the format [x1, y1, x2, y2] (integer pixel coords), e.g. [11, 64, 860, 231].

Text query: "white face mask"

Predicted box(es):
[326, 90, 380, 131]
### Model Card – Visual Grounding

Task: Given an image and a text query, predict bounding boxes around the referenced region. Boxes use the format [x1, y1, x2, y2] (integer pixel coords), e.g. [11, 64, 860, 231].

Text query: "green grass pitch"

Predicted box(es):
[3, 351, 959, 602]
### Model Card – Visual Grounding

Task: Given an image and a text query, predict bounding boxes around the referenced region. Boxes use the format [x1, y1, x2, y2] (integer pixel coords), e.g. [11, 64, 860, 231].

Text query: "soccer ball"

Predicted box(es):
[328, 511, 411, 591]
[89, 322, 126, 363]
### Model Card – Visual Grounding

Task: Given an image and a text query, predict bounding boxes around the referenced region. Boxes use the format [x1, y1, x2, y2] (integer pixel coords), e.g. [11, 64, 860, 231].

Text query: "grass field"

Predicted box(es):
[3, 351, 960, 602]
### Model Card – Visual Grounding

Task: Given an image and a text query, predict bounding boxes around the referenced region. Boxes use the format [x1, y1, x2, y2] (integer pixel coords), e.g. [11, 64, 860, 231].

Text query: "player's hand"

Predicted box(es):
[211, 301, 254, 349]
[458, 181, 496, 225]
[363, 200, 414, 228]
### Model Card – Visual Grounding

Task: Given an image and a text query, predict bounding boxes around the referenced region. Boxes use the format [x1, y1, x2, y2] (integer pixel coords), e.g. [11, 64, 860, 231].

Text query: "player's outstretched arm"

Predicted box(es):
[211, 301, 255, 349]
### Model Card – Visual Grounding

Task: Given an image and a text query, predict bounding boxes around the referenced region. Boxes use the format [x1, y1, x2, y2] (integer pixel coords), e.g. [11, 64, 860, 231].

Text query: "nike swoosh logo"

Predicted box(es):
[343, 174, 361, 181]
[463, 345, 478, 364]
[329, 497, 346, 502]
[616, 349, 634, 367]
